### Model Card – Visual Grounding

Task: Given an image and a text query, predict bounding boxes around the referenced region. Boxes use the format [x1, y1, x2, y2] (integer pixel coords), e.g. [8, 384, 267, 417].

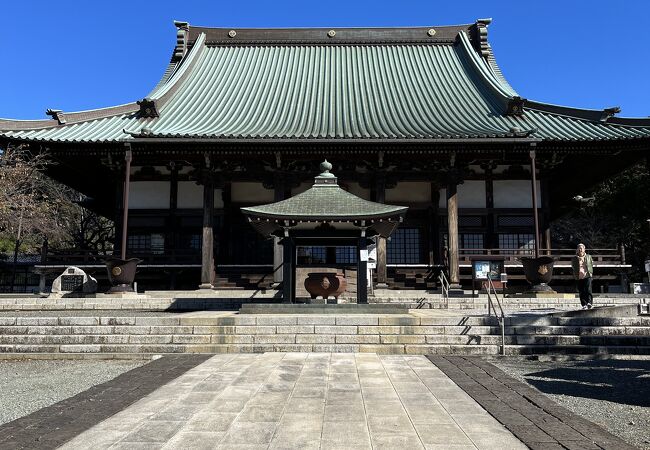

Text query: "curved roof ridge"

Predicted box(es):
[456, 31, 512, 106]
[523, 99, 622, 123]
[0, 102, 139, 131]
[149, 33, 207, 104]
[484, 46, 518, 97]
[146, 60, 182, 98]
[186, 23, 475, 45]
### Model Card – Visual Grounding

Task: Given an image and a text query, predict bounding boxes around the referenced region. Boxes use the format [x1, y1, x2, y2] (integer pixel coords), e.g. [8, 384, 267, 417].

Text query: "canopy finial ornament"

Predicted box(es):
[320, 159, 332, 175]
[315, 159, 336, 184]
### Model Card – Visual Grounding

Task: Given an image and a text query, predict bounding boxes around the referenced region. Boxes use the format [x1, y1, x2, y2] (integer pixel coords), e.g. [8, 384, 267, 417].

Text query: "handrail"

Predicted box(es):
[438, 271, 450, 309]
[486, 276, 506, 356]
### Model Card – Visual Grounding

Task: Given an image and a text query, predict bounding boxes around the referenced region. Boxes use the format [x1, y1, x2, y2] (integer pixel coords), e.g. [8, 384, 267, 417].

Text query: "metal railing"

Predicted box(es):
[438, 271, 450, 309]
[486, 276, 506, 356]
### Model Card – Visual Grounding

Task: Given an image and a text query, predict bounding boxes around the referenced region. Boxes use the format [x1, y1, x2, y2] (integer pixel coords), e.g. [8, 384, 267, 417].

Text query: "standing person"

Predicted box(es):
[571, 243, 594, 309]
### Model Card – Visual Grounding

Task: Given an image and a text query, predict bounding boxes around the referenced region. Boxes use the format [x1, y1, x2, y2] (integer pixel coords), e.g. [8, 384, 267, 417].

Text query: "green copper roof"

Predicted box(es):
[2, 21, 650, 143]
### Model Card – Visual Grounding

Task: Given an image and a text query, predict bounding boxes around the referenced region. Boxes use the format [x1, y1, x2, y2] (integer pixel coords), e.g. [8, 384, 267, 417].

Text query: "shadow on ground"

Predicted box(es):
[524, 360, 650, 407]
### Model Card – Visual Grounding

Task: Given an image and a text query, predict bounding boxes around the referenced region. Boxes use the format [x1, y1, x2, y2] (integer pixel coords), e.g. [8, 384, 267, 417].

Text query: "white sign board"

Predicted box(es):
[367, 243, 377, 269]
[360, 249, 369, 262]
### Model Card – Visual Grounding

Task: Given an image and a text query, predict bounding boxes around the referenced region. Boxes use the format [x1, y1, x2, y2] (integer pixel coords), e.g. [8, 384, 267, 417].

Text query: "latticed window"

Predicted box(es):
[388, 228, 421, 264]
[189, 234, 201, 250]
[127, 234, 165, 254]
[336, 246, 357, 264]
[127, 235, 151, 253]
[461, 233, 484, 250]
[298, 246, 326, 264]
[442, 233, 485, 251]
[498, 234, 535, 255]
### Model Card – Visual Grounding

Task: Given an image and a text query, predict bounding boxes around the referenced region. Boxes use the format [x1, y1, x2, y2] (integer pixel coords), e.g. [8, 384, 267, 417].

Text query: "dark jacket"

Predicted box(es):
[571, 253, 593, 280]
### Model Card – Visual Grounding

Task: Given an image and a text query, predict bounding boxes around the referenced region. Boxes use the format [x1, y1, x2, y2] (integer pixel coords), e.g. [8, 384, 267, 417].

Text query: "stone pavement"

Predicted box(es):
[429, 356, 636, 450]
[57, 353, 526, 449]
[0, 355, 211, 450]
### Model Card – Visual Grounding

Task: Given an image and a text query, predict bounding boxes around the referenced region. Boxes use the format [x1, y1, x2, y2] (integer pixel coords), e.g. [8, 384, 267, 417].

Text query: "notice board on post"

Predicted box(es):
[471, 257, 505, 295]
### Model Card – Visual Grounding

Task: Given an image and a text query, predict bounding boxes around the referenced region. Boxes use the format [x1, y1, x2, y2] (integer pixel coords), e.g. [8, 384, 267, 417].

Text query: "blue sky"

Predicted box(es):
[1, 0, 649, 119]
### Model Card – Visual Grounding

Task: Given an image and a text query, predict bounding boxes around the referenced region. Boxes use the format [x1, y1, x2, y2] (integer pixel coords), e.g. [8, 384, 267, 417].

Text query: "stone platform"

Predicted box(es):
[0, 290, 646, 312]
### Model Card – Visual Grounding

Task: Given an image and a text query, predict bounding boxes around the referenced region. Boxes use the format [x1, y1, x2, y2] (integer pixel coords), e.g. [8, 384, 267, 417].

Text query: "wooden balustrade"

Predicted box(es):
[457, 248, 625, 265]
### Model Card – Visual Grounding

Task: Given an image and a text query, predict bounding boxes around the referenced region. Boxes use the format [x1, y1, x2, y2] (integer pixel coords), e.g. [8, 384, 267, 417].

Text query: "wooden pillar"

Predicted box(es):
[357, 236, 369, 304]
[375, 174, 388, 288]
[113, 173, 125, 253]
[530, 149, 540, 258]
[120, 148, 132, 260]
[447, 180, 461, 287]
[541, 178, 552, 254]
[376, 238, 388, 288]
[199, 178, 215, 289]
[273, 175, 285, 286]
[428, 183, 440, 265]
[282, 237, 294, 303]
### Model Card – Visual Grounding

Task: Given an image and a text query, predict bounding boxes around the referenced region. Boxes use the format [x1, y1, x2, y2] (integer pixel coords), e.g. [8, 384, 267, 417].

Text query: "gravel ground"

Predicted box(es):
[0, 310, 180, 317]
[491, 357, 650, 450]
[0, 360, 147, 425]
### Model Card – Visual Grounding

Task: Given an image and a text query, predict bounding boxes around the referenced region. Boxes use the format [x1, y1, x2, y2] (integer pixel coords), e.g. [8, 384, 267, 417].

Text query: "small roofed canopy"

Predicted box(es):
[241, 160, 408, 238]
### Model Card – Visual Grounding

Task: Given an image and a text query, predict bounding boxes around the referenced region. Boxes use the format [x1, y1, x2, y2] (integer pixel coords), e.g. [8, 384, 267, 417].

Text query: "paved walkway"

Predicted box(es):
[58, 353, 524, 449]
[429, 356, 636, 450]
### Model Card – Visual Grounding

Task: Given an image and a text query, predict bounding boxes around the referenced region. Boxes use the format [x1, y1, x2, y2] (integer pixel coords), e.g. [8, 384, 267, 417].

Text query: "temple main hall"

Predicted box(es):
[1, 19, 649, 294]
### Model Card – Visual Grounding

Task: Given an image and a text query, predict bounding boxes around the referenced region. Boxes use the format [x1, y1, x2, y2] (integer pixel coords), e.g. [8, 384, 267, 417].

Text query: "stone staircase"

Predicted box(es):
[0, 309, 648, 357]
[383, 267, 438, 290]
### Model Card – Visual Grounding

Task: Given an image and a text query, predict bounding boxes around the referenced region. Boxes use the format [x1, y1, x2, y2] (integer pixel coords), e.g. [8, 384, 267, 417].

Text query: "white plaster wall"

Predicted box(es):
[177, 181, 203, 209]
[439, 188, 447, 209]
[457, 180, 486, 208]
[213, 189, 224, 209]
[385, 182, 431, 203]
[231, 182, 274, 203]
[438, 182, 486, 208]
[129, 181, 170, 209]
[344, 182, 370, 200]
[493, 180, 541, 208]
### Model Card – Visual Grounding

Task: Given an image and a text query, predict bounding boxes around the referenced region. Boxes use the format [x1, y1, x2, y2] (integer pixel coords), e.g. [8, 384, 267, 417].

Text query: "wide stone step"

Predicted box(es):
[512, 335, 650, 346]
[504, 345, 650, 355]
[506, 325, 650, 335]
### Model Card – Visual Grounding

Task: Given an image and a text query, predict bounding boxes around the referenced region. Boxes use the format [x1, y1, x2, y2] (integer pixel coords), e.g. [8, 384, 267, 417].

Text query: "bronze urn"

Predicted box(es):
[304, 272, 347, 300]
[105, 257, 142, 293]
[520, 256, 555, 292]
